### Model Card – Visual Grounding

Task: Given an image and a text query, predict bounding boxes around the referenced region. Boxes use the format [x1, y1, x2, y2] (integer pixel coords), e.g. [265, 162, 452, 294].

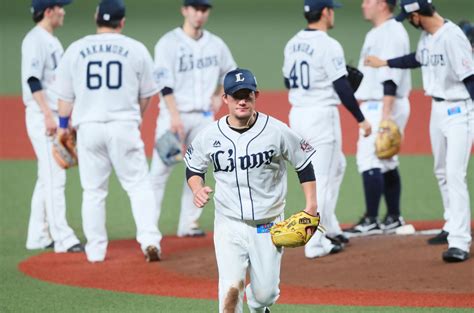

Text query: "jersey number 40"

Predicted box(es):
[87, 60, 122, 90]
[289, 60, 310, 90]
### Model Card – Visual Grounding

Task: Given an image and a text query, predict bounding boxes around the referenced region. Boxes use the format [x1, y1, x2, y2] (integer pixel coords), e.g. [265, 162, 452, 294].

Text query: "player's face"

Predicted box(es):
[327, 8, 335, 29]
[182, 5, 210, 30]
[361, 0, 381, 21]
[46, 5, 66, 28]
[408, 12, 422, 30]
[224, 89, 259, 121]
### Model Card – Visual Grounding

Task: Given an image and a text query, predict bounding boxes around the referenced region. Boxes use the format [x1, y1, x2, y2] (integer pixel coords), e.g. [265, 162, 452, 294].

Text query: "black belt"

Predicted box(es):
[432, 97, 445, 102]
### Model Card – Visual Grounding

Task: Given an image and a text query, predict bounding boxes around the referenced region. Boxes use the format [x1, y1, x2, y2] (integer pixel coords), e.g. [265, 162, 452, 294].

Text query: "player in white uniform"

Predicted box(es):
[185, 69, 317, 313]
[345, 0, 412, 236]
[151, 0, 237, 237]
[365, 0, 474, 262]
[51, 0, 162, 263]
[21, 0, 82, 253]
[283, 0, 372, 258]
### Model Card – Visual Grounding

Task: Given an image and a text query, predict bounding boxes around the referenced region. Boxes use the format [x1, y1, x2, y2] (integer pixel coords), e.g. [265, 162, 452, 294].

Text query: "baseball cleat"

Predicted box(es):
[145, 245, 161, 262]
[66, 243, 84, 253]
[381, 215, 405, 233]
[45, 241, 55, 249]
[180, 227, 206, 237]
[343, 216, 383, 237]
[442, 248, 470, 263]
[427, 230, 448, 245]
[329, 243, 344, 254]
[326, 234, 349, 245]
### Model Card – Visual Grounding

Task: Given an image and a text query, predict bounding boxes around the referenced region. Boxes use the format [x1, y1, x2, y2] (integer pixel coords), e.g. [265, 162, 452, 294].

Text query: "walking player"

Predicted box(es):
[283, 0, 372, 258]
[21, 0, 82, 253]
[345, 0, 412, 236]
[52, 0, 162, 263]
[151, 0, 236, 237]
[365, 0, 474, 262]
[185, 69, 318, 313]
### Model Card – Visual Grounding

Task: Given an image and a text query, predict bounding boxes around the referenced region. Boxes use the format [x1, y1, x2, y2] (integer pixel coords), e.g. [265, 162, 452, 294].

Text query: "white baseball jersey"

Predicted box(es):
[21, 26, 63, 112]
[184, 113, 315, 220]
[52, 33, 159, 127]
[283, 30, 348, 107]
[154, 28, 236, 112]
[416, 20, 474, 100]
[356, 18, 412, 100]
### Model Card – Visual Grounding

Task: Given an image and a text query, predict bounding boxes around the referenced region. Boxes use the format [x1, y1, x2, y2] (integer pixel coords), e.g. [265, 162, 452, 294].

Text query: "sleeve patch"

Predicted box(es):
[300, 139, 314, 152]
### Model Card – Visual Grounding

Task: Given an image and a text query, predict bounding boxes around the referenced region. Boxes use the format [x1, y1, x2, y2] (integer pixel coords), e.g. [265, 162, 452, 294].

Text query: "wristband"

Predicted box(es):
[59, 116, 69, 129]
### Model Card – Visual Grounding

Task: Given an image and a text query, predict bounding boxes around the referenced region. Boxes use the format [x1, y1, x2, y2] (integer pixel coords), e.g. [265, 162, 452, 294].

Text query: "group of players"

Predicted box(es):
[21, 0, 473, 312]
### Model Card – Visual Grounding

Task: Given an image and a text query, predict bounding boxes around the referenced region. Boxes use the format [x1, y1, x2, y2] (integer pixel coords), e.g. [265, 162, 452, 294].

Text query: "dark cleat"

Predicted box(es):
[67, 243, 84, 253]
[442, 248, 469, 263]
[427, 230, 448, 245]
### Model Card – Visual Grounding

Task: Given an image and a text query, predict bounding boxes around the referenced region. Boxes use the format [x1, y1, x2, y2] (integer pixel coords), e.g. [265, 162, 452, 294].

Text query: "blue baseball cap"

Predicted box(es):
[31, 0, 72, 13]
[304, 0, 342, 13]
[395, 0, 433, 21]
[183, 0, 212, 7]
[97, 0, 125, 22]
[224, 69, 258, 95]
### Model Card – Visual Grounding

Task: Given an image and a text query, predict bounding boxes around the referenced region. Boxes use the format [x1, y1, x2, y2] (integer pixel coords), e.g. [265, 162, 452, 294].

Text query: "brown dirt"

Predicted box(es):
[19, 221, 474, 308]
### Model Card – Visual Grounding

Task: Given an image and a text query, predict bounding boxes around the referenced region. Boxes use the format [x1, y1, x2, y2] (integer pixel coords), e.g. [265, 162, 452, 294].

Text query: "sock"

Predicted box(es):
[383, 168, 401, 217]
[362, 168, 383, 218]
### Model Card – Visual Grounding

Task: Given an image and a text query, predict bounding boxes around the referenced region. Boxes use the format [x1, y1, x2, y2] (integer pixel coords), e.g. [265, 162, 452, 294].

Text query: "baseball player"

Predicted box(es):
[150, 0, 236, 237]
[365, 0, 474, 262]
[283, 0, 372, 258]
[21, 0, 82, 253]
[52, 0, 162, 263]
[345, 0, 412, 236]
[186, 68, 317, 313]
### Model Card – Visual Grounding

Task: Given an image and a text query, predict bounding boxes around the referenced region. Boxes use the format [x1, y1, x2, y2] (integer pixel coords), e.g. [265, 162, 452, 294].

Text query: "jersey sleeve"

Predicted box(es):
[22, 35, 45, 81]
[51, 46, 75, 102]
[322, 39, 348, 82]
[154, 36, 175, 90]
[278, 122, 316, 171]
[445, 32, 474, 81]
[282, 42, 291, 79]
[138, 44, 160, 99]
[184, 131, 209, 174]
[219, 41, 237, 83]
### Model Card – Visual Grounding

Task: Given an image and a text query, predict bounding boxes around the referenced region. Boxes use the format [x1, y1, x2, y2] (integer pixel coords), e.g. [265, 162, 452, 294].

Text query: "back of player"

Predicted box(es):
[53, 0, 162, 263]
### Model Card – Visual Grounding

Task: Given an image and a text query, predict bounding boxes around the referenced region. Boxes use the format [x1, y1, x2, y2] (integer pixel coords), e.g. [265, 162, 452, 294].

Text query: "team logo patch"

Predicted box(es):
[300, 140, 314, 152]
[257, 222, 274, 233]
[31, 58, 39, 69]
[235, 73, 245, 82]
[185, 144, 194, 159]
[332, 57, 344, 70]
[447, 106, 461, 116]
[213, 140, 221, 148]
[462, 58, 472, 70]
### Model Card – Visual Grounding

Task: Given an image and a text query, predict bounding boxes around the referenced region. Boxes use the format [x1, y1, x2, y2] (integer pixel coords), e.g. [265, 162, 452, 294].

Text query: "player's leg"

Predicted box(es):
[246, 216, 283, 312]
[77, 123, 112, 262]
[25, 109, 79, 252]
[109, 121, 162, 257]
[214, 212, 248, 313]
[26, 180, 52, 249]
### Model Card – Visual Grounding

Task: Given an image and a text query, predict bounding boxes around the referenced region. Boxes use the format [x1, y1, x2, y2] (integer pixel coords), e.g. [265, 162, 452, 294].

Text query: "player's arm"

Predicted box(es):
[365, 52, 422, 69]
[332, 76, 371, 137]
[297, 163, 317, 216]
[161, 89, 185, 140]
[139, 97, 152, 117]
[28, 78, 57, 136]
[186, 168, 213, 208]
[382, 80, 397, 120]
[57, 99, 73, 137]
[211, 85, 224, 114]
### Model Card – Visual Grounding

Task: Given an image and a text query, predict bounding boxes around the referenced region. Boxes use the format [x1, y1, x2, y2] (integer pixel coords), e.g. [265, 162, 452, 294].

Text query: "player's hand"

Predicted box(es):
[170, 113, 185, 142]
[211, 94, 222, 114]
[44, 113, 57, 137]
[193, 186, 213, 208]
[303, 207, 318, 236]
[364, 56, 387, 68]
[359, 120, 372, 137]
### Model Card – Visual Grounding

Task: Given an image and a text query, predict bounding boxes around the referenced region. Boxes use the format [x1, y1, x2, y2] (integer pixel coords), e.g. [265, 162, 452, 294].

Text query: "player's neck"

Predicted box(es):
[37, 20, 55, 34]
[97, 27, 122, 34]
[372, 12, 392, 27]
[227, 112, 257, 130]
[182, 23, 204, 40]
[307, 22, 327, 32]
[423, 14, 445, 34]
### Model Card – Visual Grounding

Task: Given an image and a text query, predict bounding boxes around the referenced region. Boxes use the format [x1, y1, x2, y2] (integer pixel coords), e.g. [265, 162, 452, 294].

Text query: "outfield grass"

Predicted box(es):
[1, 157, 473, 312]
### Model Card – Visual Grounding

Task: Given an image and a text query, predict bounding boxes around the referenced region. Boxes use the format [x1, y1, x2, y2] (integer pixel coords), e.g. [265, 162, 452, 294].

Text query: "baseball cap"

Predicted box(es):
[304, 0, 342, 13]
[97, 0, 125, 22]
[395, 0, 433, 21]
[31, 0, 72, 14]
[386, 0, 397, 5]
[183, 0, 212, 8]
[224, 69, 258, 95]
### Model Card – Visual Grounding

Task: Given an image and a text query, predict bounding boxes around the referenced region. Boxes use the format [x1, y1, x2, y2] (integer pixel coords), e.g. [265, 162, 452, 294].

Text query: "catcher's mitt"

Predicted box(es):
[155, 130, 183, 166]
[270, 211, 321, 248]
[375, 119, 401, 159]
[346, 65, 364, 92]
[52, 131, 78, 169]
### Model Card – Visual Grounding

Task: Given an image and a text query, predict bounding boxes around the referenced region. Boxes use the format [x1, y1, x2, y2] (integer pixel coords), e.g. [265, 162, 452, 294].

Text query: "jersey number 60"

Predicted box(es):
[289, 60, 310, 90]
[87, 60, 122, 90]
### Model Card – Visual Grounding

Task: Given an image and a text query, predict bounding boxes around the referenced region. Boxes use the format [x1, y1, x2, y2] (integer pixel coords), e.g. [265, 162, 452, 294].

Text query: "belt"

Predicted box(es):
[432, 97, 445, 102]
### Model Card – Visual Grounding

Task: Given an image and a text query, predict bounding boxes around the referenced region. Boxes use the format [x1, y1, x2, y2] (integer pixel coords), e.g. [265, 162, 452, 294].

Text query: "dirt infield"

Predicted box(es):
[19, 221, 473, 308]
[1, 91, 437, 159]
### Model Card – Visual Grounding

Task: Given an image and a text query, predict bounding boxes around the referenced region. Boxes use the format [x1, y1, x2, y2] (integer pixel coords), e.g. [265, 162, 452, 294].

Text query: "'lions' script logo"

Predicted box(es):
[211, 149, 275, 172]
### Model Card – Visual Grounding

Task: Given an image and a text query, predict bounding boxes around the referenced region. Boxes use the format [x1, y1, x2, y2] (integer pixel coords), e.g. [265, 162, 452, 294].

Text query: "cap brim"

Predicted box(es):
[395, 10, 408, 22]
[226, 85, 257, 95]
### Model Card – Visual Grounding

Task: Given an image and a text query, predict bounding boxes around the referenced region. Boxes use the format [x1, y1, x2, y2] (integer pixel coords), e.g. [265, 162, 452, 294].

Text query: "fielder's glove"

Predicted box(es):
[346, 65, 364, 92]
[155, 130, 183, 166]
[375, 119, 402, 159]
[52, 130, 78, 169]
[270, 211, 321, 248]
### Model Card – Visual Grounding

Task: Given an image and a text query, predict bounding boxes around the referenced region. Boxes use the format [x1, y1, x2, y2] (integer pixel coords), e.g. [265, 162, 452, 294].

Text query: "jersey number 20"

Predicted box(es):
[87, 61, 122, 90]
[289, 61, 310, 90]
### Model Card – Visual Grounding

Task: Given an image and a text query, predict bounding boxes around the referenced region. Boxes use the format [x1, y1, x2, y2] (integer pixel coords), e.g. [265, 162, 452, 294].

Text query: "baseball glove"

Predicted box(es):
[270, 211, 321, 248]
[375, 119, 402, 159]
[52, 131, 78, 169]
[346, 65, 364, 92]
[155, 130, 183, 166]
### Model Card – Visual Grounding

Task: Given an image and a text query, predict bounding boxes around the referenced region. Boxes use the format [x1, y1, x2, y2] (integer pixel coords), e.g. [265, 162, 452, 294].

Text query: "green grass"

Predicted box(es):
[1, 0, 474, 94]
[1, 157, 473, 312]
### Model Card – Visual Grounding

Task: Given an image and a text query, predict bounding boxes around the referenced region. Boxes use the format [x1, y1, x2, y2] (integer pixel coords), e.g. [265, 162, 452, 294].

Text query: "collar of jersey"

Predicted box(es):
[218, 112, 268, 140]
